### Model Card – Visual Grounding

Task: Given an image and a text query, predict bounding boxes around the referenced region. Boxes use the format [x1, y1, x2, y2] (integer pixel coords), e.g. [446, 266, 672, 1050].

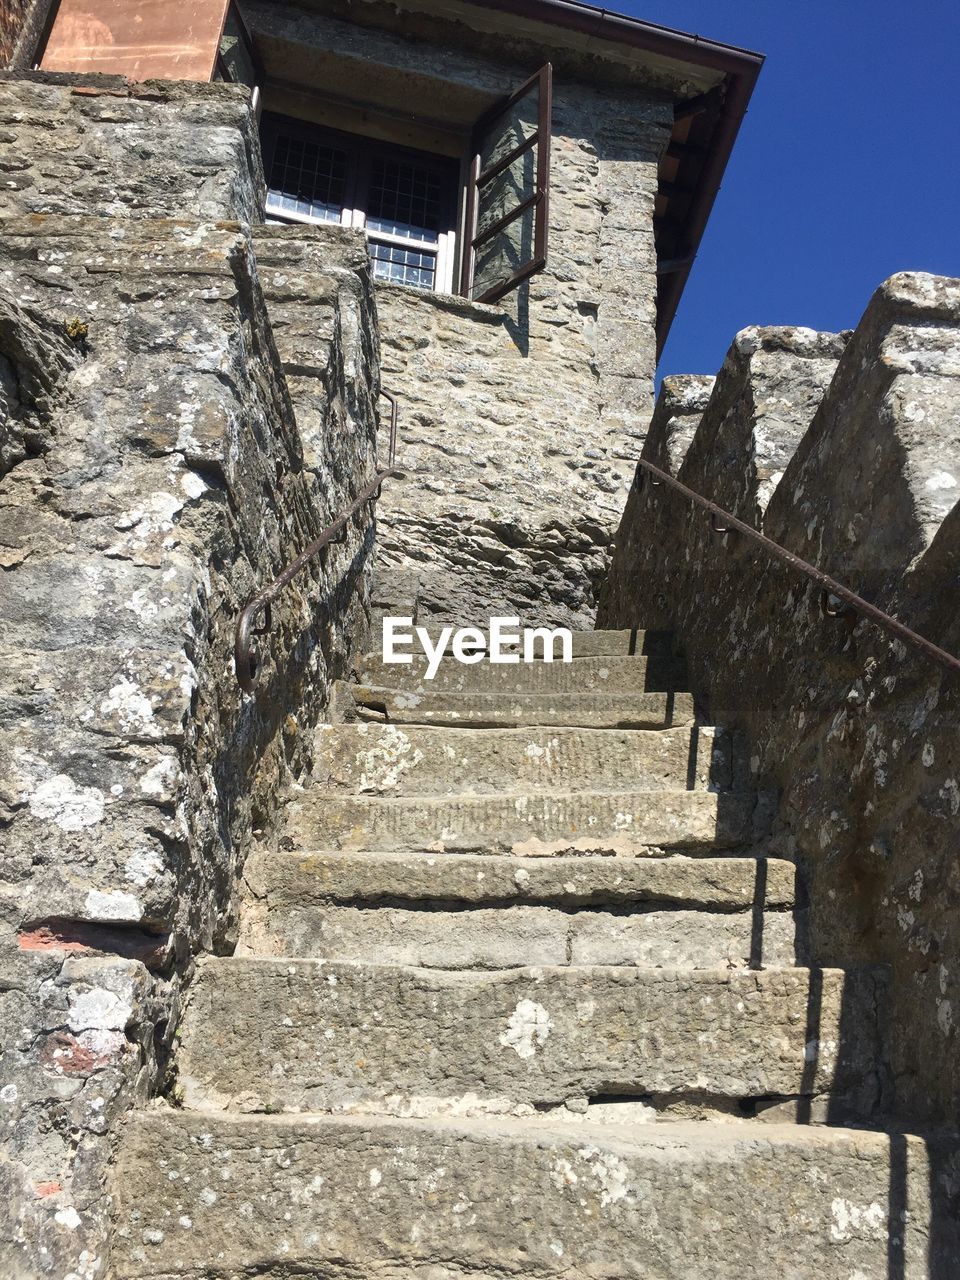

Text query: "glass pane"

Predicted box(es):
[369, 241, 437, 290]
[471, 77, 544, 300]
[472, 203, 535, 301]
[366, 157, 443, 244]
[266, 135, 347, 224]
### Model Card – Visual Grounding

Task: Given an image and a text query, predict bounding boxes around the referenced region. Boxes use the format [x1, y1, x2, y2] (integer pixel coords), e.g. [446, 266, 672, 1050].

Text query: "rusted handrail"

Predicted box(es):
[634, 456, 960, 678]
[234, 391, 401, 693]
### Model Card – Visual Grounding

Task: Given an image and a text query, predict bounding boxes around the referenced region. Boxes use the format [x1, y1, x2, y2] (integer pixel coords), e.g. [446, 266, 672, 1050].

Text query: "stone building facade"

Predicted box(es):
[3, 0, 761, 627]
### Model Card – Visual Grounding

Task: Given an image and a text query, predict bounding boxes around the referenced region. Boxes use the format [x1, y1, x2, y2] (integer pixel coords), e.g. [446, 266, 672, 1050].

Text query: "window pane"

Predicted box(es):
[266, 135, 347, 224]
[367, 157, 443, 244]
[475, 140, 537, 242]
[369, 241, 437, 289]
[465, 64, 551, 303]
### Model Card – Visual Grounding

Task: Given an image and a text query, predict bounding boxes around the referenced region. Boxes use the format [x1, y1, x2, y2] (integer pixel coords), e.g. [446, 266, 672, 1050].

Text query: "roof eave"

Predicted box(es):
[655, 58, 761, 357]
[472, 0, 763, 74]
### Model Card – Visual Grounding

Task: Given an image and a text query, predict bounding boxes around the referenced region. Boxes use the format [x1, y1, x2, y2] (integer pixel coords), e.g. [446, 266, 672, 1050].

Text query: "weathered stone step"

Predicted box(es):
[342, 682, 695, 728]
[355, 652, 685, 694]
[245, 849, 798, 909]
[241, 901, 798, 969]
[176, 959, 885, 1115]
[282, 788, 767, 854]
[313, 722, 731, 795]
[111, 1111, 960, 1280]
[241, 849, 801, 969]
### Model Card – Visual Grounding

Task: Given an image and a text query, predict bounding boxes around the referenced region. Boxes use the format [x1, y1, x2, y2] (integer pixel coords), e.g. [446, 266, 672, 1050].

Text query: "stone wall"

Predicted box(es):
[374, 283, 620, 630]
[0, 80, 381, 1279]
[243, 2, 671, 627]
[0, 73, 264, 223]
[598, 275, 960, 1125]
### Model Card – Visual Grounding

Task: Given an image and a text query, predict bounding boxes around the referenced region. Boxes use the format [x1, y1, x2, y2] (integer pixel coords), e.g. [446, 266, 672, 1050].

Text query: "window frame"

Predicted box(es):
[260, 113, 461, 295]
[460, 64, 553, 304]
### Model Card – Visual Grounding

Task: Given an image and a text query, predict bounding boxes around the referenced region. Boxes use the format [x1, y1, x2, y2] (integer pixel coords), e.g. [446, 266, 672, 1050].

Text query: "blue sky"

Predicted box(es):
[617, 0, 960, 379]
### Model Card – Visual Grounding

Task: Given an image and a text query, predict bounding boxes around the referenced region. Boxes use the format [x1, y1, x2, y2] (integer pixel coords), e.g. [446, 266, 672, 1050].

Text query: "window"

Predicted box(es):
[259, 65, 552, 304]
[260, 113, 459, 293]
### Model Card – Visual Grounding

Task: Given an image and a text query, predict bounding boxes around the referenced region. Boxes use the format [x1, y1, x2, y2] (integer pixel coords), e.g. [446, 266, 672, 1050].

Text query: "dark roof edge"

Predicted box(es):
[656, 63, 761, 357]
[472, 0, 764, 77]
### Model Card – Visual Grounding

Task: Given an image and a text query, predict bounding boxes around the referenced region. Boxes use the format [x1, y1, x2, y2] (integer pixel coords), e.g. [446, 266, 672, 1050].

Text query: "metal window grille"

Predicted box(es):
[367, 158, 444, 242]
[266, 136, 349, 224]
[369, 243, 437, 289]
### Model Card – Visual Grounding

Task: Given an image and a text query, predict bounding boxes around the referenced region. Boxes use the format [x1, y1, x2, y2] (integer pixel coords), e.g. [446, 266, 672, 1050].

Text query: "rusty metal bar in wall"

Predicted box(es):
[234, 391, 400, 694]
[634, 456, 960, 679]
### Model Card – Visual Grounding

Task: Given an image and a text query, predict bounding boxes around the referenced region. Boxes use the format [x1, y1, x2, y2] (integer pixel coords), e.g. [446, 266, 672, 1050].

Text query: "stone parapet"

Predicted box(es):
[0, 74, 263, 223]
[599, 274, 960, 1125]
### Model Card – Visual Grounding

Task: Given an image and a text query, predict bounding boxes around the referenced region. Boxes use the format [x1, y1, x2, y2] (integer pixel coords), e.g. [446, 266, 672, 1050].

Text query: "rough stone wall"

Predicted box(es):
[0, 81, 380, 1280]
[598, 275, 960, 1124]
[243, 3, 671, 627]
[0, 73, 264, 223]
[374, 284, 614, 630]
[640, 373, 715, 478]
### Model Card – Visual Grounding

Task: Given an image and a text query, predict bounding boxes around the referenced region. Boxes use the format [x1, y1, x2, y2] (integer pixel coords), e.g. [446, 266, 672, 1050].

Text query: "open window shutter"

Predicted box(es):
[461, 63, 552, 304]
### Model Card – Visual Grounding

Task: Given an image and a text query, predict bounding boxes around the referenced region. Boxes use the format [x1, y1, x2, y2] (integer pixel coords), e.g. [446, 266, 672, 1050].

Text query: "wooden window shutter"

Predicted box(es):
[460, 63, 552, 304]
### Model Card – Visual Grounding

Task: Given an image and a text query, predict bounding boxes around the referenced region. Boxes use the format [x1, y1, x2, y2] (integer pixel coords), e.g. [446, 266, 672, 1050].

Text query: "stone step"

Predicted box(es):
[282, 789, 767, 854]
[176, 958, 885, 1116]
[111, 1111, 960, 1280]
[241, 901, 799, 969]
[355, 652, 686, 694]
[245, 848, 799, 908]
[342, 682, 695, 729]
[241, 849, 801, 969]
[313, 723, 731, 795]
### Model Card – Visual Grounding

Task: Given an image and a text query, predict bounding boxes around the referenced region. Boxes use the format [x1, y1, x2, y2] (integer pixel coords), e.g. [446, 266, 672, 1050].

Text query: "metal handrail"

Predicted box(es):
[234, 390, 400, 693]
[634, 456, 960, 678]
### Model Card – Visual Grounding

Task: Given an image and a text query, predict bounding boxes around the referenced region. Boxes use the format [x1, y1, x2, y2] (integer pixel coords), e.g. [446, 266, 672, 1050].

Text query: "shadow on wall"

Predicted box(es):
[597, 273, 960, 1273]
[503, 280, 531, 357]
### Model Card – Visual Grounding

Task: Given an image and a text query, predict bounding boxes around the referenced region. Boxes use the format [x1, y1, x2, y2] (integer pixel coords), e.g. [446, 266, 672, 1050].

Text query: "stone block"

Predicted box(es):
[285, 786, 763, 854]
[311, 722, 730, 795]
[112, 1112, 960, 1279]
[767, 274, 960, 596]
[0, 77, 263, 222]
[176, 958, 884, 1113]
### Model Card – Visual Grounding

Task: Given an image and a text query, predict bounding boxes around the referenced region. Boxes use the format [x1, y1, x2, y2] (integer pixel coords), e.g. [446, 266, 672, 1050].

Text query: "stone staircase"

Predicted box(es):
[110, 629, 947, 1278]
